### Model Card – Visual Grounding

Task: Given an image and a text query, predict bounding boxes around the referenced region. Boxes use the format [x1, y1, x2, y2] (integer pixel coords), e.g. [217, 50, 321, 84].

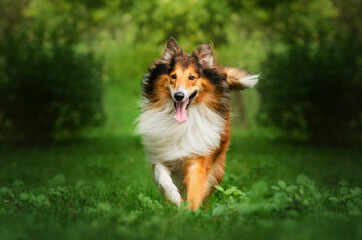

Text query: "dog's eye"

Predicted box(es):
[189, 76, 196, 80]
[171, 74, 177, 79]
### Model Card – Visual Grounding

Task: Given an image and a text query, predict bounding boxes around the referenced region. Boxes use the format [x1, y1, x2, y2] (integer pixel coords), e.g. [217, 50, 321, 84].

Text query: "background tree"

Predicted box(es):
[0, 0, 104, 144]
[258, 0, 362, 145]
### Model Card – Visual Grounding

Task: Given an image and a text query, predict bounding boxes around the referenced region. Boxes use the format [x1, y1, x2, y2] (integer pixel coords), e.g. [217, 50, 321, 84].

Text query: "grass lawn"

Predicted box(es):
[0, 84, 361, 240]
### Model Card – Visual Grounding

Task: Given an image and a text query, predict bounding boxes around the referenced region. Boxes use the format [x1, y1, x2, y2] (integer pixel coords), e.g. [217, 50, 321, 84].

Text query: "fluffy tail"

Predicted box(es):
[223, 67, 259, 90]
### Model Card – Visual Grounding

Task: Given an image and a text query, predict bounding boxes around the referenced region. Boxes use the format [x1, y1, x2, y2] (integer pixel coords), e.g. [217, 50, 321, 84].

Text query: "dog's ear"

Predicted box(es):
[160, 37, 181, 62]
[193, 44, 214, 68]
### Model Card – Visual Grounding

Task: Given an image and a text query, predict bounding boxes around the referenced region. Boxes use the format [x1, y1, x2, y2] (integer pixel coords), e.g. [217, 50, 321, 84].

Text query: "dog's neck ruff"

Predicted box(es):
[136, 101, 225, 164]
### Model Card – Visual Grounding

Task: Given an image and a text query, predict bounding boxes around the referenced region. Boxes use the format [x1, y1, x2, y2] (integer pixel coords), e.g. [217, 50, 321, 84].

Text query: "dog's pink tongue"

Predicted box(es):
[173, 101, 188, 123]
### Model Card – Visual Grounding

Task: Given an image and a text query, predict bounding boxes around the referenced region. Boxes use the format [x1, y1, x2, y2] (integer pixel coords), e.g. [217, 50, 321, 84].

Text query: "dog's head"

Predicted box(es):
[143, 37, 228, 123]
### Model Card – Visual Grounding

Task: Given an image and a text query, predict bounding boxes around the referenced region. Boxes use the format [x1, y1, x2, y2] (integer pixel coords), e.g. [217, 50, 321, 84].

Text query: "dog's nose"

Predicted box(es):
[174, 92, 185, 102]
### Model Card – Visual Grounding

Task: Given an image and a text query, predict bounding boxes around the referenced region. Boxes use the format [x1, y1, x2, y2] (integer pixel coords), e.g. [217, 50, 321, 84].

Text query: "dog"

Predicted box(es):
[136, 37, 259, 210]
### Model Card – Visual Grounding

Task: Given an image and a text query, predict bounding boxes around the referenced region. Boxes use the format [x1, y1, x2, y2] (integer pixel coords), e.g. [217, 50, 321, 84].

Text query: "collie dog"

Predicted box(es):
[136, 38, 258, 210]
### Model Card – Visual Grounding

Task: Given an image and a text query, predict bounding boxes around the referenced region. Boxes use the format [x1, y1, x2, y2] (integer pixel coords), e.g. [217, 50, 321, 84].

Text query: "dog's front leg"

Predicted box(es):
[183, 157, 210, 210]
[153, 163, 183, 206]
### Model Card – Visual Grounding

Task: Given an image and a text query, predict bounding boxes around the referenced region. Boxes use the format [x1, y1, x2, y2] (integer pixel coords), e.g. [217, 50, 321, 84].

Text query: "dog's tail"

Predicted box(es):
[223, 67, 259, 91]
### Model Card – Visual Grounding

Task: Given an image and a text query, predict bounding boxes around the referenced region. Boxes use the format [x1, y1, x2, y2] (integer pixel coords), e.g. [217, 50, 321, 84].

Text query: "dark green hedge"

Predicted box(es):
[259, 29, 362, 146]
[0, 25, 104, 145]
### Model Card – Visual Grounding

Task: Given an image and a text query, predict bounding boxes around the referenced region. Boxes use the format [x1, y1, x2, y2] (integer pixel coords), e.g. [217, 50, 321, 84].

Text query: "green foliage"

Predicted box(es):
[0, 2, 104, 144]
[260, 39, 362, 144]
[259, 23, 362, 145]
[4, 0, 361, 142]
[1, 174, 361, 239]
[99, 37, 160, 86]
[138, 193, 163, 210]
[130, 0, 232, 44]
[212, 175, 327, 218]
[47, 174, 66, 186]
[328, 180, 362, 215]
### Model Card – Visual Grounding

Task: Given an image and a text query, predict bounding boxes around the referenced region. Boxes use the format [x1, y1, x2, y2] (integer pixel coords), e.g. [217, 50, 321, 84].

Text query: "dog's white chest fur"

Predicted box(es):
[136, 102, 225, 164]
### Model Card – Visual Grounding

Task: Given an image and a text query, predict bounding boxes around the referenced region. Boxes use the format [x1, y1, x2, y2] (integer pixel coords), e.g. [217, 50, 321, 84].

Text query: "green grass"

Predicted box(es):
[0, 84, 361, 240]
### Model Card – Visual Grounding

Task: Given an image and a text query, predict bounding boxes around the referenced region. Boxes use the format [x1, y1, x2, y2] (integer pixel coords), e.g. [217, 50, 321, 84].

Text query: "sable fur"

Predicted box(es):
[136, 37, 259, 209]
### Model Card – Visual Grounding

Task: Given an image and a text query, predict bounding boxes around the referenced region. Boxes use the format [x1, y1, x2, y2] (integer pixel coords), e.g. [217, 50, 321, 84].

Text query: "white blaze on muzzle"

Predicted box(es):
[171, 86, 191, 124]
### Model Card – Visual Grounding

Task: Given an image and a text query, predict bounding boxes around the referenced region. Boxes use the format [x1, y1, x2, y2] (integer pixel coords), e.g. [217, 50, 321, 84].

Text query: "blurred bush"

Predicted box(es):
[0, 1, 104, 145]
[259, 19, 362, 145]
[1, 0, 361, 144]
[99, 36, 160, 88]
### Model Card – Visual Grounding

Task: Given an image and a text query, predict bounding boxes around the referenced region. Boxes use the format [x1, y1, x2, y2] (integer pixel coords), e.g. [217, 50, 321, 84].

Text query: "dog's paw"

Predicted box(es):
[165, 187, 183, 206]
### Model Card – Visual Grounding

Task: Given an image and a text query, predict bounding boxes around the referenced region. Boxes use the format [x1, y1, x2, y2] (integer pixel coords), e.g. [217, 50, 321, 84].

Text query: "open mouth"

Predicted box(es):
[173, 91, 197, 110]
[173, 91, 197, 123]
